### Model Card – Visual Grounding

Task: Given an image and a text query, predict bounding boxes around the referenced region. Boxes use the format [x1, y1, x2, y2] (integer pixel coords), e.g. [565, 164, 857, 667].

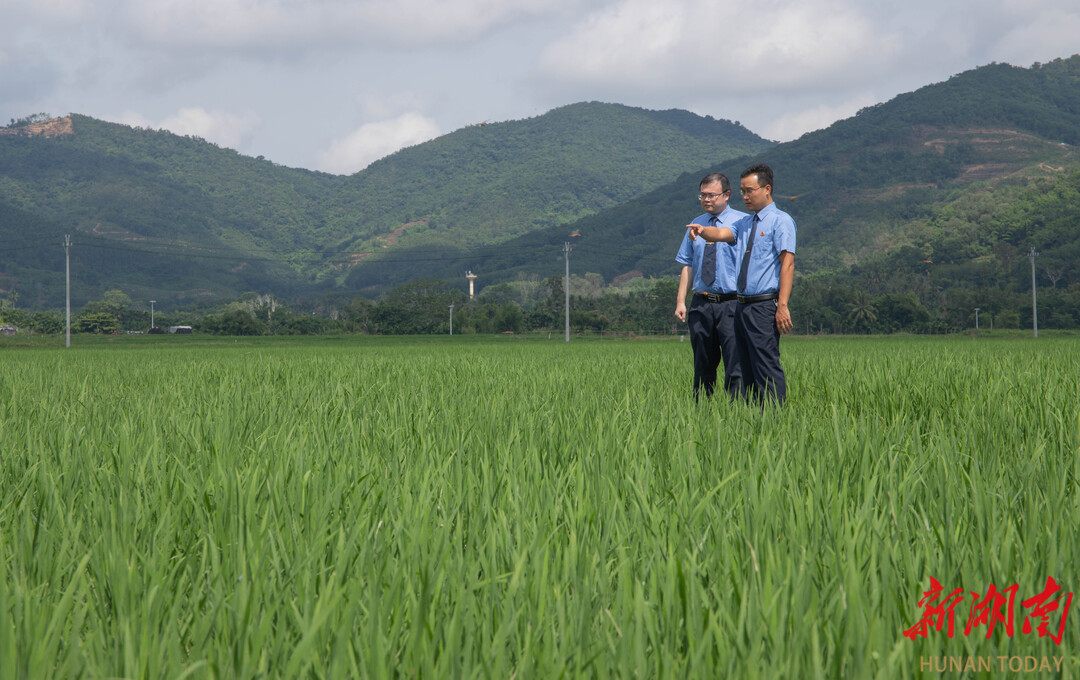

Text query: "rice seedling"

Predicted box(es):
[1, 335, 1077, 678]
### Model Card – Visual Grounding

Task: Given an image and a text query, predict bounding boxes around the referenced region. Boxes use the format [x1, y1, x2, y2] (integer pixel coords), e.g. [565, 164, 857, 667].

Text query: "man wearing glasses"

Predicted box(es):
[688, 163, 796, 406]
[675, 173, 748, 401]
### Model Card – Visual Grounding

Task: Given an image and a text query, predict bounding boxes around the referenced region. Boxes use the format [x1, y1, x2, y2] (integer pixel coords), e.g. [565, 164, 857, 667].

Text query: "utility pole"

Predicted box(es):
[563, 241, 572, 342]
[974, 307, 980, 330]
[64, 234, 71, 348]
[150, 300, 156, 329]
[1029, 247, 1039, 338]
[449, 303, 454, 336]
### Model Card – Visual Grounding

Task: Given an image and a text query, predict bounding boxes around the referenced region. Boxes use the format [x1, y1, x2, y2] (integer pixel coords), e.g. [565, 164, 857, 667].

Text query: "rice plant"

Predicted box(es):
[1, 335, 1077, 678]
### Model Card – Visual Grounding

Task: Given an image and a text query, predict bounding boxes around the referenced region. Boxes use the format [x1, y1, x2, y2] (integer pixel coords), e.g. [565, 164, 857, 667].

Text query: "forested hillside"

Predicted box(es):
[0, 104, 770, 307]
[2, 57, 1080, 333]
[366, 57, 1080, 331]
[0, 115, 341, 306]
[322, 103, 768, 252]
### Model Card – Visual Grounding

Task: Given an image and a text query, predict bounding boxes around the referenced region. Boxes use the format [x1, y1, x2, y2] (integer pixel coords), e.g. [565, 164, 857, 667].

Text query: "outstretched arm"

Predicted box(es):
[686, 223, 736, 243]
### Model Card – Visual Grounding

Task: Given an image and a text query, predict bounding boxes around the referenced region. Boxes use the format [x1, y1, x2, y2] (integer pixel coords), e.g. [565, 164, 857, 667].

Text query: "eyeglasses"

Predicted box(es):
[739, 186, 765, 195]
[697, 192, 727, 200]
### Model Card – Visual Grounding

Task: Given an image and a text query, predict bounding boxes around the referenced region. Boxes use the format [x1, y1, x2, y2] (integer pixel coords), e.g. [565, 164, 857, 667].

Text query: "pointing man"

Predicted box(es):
[689, 163, 796, 406]
[675, 173, 747, 400]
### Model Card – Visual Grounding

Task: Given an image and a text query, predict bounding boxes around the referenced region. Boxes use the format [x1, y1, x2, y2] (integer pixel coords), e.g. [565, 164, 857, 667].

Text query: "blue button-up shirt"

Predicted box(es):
[731, 202, 796, 296]
[675, 206, 747, 294]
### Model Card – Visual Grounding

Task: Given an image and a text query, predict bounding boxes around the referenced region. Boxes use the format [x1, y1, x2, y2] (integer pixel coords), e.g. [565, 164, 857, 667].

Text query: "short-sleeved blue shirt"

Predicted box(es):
[731, 202, 796, 296]
[675, 206, 747, 294]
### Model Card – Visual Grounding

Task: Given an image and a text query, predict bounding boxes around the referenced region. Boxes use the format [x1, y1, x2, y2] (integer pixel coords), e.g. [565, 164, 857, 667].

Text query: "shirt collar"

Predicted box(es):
[709, 205, 734, 223]
[754, 202, 778, 220]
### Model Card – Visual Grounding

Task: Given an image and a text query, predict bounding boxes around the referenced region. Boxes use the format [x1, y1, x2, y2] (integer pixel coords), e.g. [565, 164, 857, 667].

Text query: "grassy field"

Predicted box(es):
[1, 334, 1077, 678]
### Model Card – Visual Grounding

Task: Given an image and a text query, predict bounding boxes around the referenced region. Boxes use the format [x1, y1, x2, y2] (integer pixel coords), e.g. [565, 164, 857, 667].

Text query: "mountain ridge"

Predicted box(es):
[2, 56, 1080, 331]
[0, 102, 772, 307]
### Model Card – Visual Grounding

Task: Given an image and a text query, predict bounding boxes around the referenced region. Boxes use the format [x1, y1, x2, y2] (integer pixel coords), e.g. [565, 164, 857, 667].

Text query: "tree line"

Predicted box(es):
[4, 266, 1076, 337]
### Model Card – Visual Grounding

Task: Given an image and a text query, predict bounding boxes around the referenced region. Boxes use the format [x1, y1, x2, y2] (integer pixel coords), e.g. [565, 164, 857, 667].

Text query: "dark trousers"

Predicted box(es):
[734, 300, 786, 406]
[687, 297, 742, 400]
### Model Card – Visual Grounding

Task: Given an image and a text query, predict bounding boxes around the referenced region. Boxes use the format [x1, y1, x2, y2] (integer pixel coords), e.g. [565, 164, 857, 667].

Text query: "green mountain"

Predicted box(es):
[0, 115, 342, 307]
[386, 56, 1080, 330]
[4, 56, 1080, 332]
[325, 103, 769, 249]
[0, 104, 770, 308]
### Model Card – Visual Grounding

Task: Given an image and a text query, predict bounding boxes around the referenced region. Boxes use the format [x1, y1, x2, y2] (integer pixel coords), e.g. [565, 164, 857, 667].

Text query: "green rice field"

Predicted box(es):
[1, 334, 1078, 678]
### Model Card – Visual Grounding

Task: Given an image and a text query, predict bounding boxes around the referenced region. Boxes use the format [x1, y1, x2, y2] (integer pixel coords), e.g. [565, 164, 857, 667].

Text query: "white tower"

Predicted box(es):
[465, 271, 477, 299]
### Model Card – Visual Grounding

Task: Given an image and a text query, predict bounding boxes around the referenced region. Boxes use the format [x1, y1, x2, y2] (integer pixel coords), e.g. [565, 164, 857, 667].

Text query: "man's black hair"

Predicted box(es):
[740, 163, 773, 190]
[699, 173, 730, 193]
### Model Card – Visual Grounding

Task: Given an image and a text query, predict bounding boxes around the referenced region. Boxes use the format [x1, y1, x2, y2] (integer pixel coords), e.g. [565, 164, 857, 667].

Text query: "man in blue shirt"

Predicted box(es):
[675, 173, 748, 400]
[688, 163, 796, 406]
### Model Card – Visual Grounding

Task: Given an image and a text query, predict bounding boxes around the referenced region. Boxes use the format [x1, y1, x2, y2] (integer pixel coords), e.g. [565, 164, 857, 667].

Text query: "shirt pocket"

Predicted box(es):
[750, 228, 775, 264]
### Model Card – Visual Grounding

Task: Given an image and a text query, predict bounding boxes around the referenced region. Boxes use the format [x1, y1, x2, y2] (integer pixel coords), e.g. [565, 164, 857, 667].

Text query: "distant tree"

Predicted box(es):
[73, 312, 119, 334]
[846, 292, 878, 331]
[535, 276, 565, 320]
[198, 309, 265, 335]
[102, 290, 133, 308]
[235, 293, 281, 325]
[7, 113, 52, 128]
[1045, 267, 1065, 289]
[0, 309, 63, 334]
[83, 290, 131, 316]
[80, 290, 152, 331]
[570, 273, 606, 298]
[341, 296, 375, 333]
[523, 309, 555, 331]
[494, 303, 523, 333]
[27, 311, 63, 334]
[475, 282, 517, 306]
[873, 293, 931, 332]
[372, 279, 464, 334]
[272, 310, 336, 335]
[462, 302, 523, 334]
[995, 309, 1020, 329]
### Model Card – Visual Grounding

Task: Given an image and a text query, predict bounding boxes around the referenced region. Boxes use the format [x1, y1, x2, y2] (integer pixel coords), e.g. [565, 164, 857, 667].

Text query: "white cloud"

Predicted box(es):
[990, 10, 1080, 66]
[0, 51, 63, 106]
[538, 0, 686, 85]
[112, 110, 153, 128]
[4, 0, 1078, 171]
[121, 0, 299, 49]
[116, 0, 587, 51]
[1, 0, 94, 23]
[539, 0, 903, 95]
[353, 92, 430, 121]
[151, 107, 261, 149]
[763, 93, 880, 141]
[346, 0, 571, 41]
[317, 113, 441, 175]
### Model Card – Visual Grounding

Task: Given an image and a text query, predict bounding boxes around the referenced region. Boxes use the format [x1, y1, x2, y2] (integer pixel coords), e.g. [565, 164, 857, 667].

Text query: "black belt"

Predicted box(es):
[697, 291, 738, 303]
[737, 292, 779, 304]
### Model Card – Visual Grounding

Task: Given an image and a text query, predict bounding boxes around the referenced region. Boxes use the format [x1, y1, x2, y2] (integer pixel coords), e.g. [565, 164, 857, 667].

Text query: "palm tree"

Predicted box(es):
[846, 291, 878, 331]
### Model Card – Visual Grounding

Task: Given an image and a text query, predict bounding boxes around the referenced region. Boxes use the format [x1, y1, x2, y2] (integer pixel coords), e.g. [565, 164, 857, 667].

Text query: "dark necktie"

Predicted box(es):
[700, 215, 718, 287]
[737, 214, 761, 293]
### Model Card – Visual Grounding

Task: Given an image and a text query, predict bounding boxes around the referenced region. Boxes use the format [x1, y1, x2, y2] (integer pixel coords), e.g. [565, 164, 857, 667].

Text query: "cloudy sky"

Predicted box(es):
[3, 0, 1078, 174]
